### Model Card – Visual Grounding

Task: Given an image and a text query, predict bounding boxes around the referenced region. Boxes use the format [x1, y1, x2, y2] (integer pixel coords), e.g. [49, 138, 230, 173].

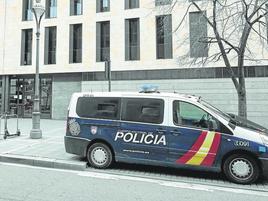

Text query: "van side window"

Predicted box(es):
[122, 98, 164, 124]
[76, 97, 120, 120]
[173, 101, 218, 130]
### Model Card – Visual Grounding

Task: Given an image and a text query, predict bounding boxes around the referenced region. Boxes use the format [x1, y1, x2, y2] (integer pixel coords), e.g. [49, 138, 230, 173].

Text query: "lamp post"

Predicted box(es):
[30, 1, 45, 139]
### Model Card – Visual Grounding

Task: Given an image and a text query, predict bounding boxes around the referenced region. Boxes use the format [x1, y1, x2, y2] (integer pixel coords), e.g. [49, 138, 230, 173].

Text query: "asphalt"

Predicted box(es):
[0, 118, 87, 171]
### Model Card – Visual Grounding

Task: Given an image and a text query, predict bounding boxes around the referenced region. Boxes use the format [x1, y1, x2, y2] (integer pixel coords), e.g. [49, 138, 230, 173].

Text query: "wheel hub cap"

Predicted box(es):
[92, 148, 107, 165]
[230, 159, 252, 178]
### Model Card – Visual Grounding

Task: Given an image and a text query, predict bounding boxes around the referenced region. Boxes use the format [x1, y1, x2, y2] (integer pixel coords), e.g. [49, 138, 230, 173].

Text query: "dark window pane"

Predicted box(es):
[96, 0, 110, 12]
[22, 0, 33, 21]
[189, 11, 208, 58]
[70, 24, 82, 63]
[122, 98, 164, 124]
[96, 21, 110, 62]
[46, 0, 57, 18]
[125, 18, 140, 60]
[76, 97, 120, 120]
[155, 0, 172, 6]
[125, 0, 139, 9]
[21, 29, 33, 65]
[70, 0, 83, 15]
[156, 15, 173, 59]
[45, 26, 57, 65]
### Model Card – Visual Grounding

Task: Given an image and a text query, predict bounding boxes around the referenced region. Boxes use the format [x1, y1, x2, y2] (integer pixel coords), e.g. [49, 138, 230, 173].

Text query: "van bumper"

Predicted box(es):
[64, 136, 91, 157]
[260, 157, 268, 178]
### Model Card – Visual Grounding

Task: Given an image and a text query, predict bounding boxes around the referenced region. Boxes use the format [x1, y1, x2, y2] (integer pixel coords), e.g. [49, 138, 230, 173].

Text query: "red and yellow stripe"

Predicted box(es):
[176, 131, 221, 167]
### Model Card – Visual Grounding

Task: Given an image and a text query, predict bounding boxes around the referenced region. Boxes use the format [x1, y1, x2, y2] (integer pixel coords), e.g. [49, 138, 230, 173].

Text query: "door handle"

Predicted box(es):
[156, 128, 166, 133]
[170, 130, 181, 136]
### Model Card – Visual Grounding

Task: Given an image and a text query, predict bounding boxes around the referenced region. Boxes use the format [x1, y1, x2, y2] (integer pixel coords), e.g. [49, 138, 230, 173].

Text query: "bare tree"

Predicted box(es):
[163, 0, 268, 118]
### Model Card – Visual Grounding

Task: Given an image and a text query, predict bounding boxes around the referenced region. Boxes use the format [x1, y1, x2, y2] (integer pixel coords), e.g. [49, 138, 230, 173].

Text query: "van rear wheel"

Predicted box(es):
[223, 154, 259, 184]
[87, 143, 113, 169]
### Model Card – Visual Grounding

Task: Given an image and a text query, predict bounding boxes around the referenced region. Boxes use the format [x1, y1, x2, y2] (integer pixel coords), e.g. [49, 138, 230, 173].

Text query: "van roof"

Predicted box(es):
[73, 92, 201, 102]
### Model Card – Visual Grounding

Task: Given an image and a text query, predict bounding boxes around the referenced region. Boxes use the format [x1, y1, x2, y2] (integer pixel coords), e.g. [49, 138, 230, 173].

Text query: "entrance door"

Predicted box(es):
[9, 78, 52, 118]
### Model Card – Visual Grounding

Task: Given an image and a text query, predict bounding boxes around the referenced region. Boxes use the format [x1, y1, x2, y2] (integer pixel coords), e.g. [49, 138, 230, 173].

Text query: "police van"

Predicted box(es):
[65, 90, 268, 184]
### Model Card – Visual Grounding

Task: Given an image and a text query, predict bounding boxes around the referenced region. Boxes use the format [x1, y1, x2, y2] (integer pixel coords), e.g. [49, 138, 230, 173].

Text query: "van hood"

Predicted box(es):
[228, 113, 268, 136]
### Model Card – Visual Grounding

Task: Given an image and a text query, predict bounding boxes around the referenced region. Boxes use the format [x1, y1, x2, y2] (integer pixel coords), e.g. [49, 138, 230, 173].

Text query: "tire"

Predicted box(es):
[223, 154, 260, 184]
[87, 143, 113, 169]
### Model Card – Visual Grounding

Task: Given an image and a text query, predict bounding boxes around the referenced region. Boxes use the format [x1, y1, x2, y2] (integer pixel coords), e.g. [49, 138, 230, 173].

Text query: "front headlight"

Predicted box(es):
[260, 135, 268, 146]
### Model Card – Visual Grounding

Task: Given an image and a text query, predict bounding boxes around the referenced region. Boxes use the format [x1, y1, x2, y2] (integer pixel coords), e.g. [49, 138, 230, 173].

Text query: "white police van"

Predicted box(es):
[65, 89, 268, 184]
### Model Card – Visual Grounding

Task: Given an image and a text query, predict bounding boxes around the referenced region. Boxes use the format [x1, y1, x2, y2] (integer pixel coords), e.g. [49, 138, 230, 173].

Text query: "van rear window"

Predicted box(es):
[76, 97, 120, 120]
[121, 98, 164, 124]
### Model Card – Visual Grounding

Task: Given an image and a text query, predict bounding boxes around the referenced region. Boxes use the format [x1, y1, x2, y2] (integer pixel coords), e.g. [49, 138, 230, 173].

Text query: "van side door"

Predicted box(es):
[168, 100, 222, 168]
[115, 97, 169, 163]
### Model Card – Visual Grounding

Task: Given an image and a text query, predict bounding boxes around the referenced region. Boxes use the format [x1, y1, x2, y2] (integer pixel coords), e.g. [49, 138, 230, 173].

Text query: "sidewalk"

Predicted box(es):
[0, 118, 87, 170]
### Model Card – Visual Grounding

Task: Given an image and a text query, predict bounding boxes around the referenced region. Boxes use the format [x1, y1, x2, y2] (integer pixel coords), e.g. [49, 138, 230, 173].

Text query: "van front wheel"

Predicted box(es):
[87, 143, 113, 169]
[223, 154, 259, 184]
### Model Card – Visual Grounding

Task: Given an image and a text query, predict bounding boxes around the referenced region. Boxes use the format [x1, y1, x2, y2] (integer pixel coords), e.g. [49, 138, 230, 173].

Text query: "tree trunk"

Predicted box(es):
[237, 81, 247, 119]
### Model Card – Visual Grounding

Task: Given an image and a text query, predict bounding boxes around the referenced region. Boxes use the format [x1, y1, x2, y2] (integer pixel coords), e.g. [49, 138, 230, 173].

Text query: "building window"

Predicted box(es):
[96, 21, 110, 62]
[155, 0, 172, 6]
[45, 26, 57, 65]
[125, 0, 139, 9]
[46, 0, 57, 18]
[22, 0, 33, 21]
[21, 29, 33, 65]
[70, 0, 83, 15]
[189, 11, 208, 58]
[69, 24, 82, 63]
[156, 15, 173, 59]
[125, 18, 140, 60]
[96, 0, 110, 12]
[265, 4, 268, 42]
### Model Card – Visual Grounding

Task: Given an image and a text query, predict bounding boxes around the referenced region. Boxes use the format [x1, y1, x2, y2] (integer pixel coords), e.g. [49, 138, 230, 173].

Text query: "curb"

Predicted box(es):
[0, 154, 87, 171]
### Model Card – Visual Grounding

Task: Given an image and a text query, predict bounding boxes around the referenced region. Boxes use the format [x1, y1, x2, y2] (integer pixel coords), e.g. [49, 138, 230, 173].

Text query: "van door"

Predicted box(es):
[168, 100, 222, 167]
[115, 98, 169, 162]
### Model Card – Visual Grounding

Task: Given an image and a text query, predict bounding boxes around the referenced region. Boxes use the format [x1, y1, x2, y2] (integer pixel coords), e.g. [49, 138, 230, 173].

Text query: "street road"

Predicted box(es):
[0, 162, 267, 201]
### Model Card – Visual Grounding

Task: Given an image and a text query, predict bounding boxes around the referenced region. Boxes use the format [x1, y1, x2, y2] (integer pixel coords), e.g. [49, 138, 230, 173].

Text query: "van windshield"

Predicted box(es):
[200, 100, 231, 121]
[200, 100, 268, 134]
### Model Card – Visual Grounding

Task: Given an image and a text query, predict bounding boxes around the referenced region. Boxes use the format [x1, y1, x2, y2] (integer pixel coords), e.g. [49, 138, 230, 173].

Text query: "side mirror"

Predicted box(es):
[208, 119, 218, 131]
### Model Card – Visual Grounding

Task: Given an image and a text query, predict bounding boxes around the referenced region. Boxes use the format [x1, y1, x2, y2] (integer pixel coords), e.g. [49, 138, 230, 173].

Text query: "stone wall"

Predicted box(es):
[52, 74, 81, 119]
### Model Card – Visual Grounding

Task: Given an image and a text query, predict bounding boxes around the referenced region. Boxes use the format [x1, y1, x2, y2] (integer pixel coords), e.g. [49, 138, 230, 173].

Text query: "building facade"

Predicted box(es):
[0, 0, 268, 127]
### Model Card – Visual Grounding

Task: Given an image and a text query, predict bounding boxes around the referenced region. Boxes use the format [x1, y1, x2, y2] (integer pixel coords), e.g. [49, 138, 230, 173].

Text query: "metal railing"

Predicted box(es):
[0, 113, 21, 140]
